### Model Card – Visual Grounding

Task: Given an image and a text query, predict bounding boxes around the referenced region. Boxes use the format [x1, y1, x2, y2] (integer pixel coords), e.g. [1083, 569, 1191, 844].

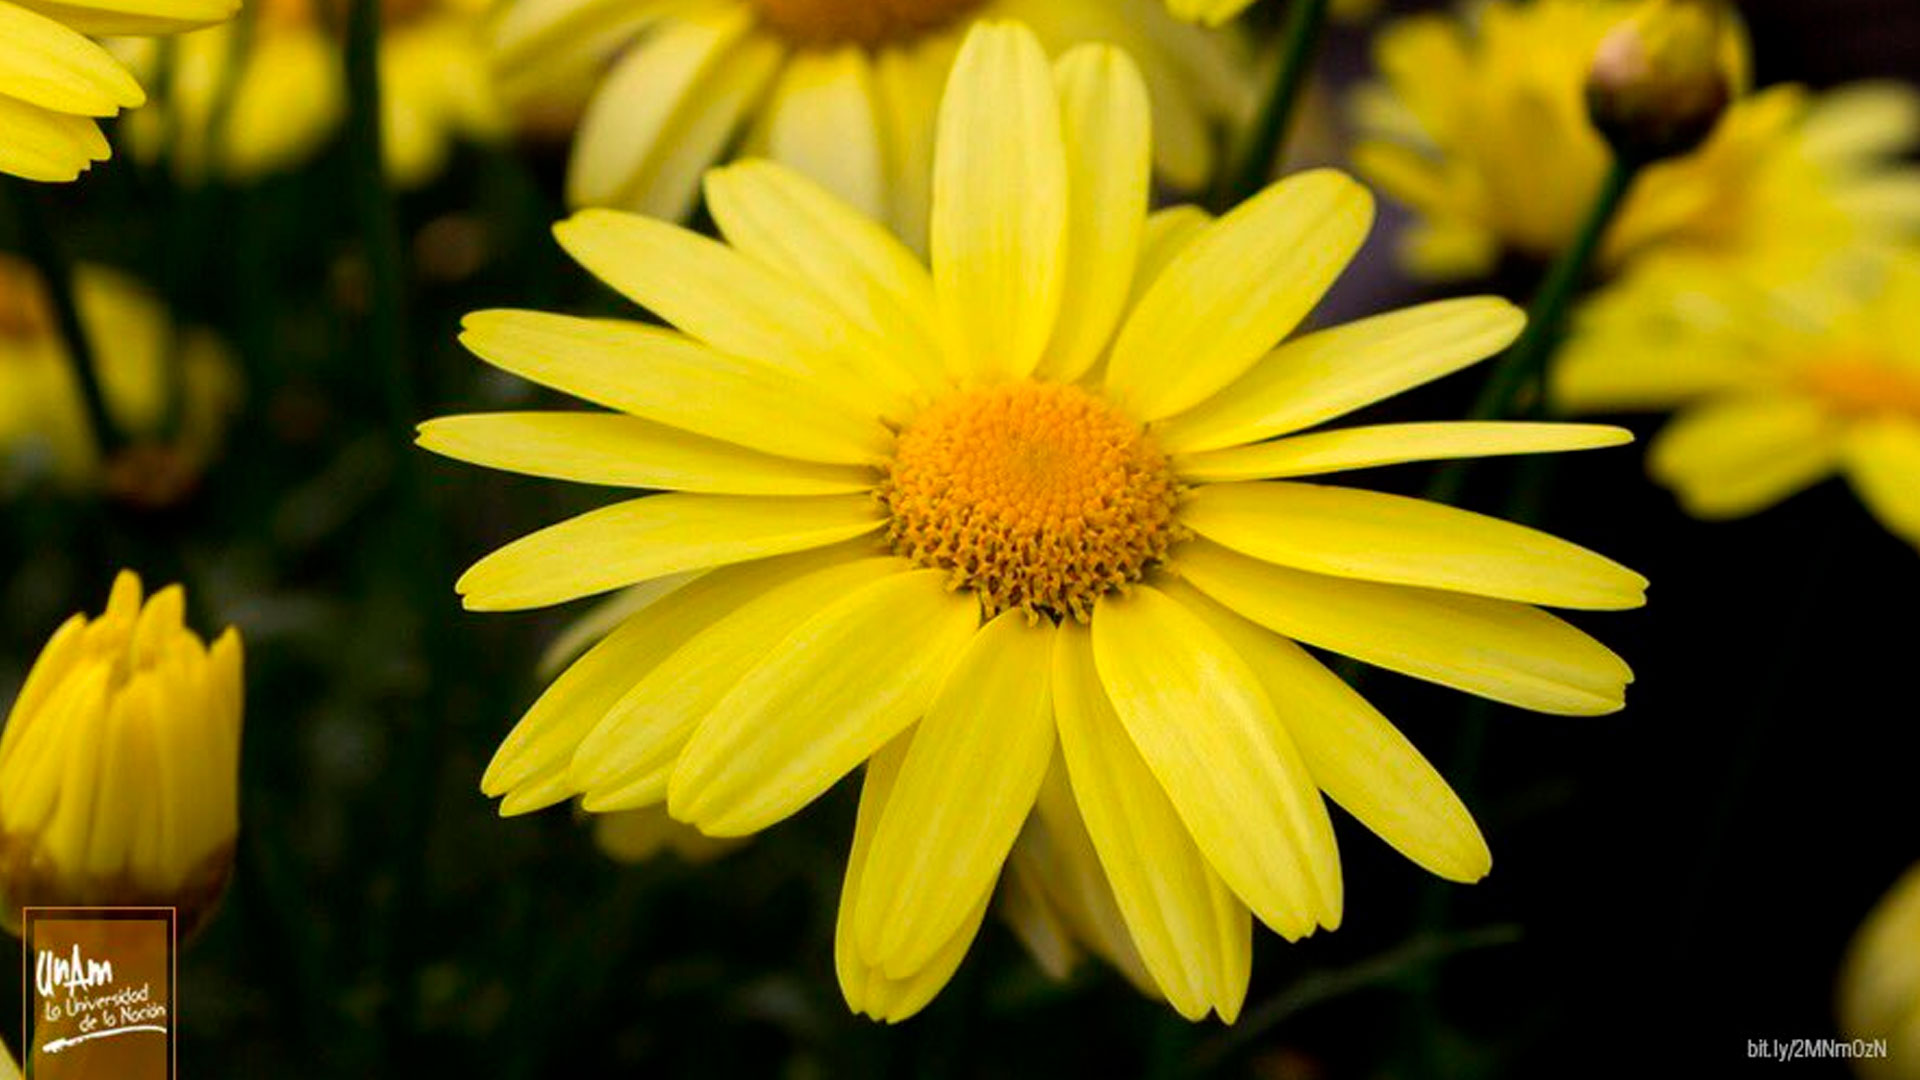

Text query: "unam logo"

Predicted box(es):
[22, 908, 175, 1079]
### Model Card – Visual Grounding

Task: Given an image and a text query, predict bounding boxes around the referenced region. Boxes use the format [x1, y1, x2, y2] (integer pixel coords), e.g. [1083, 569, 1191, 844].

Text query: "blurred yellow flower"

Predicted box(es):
[1554, 253, 1920, 547]
[1352, 0, 1920, 282]
[491, 0, 1249, 243]
[0, 1039, 14, 1080]
[1840, 863, 1920, 1080]
[0, 0, 235, 181]
[0, 571, 243, 937]
[1168, 0, 1380, 28]
[0, 254, 242, 502]
[426, 22, 1643, 1021]
[113, 0, 504, 186]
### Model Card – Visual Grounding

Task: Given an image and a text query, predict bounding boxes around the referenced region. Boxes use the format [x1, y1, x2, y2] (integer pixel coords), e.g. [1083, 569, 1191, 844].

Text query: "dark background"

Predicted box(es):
[2, 0, 1917, 1075]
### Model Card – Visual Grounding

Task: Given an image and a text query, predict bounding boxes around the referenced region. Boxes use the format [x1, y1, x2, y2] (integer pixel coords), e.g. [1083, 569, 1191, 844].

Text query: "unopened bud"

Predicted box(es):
[0, 571, 243, 939]
[1586, 0, 1740, 163]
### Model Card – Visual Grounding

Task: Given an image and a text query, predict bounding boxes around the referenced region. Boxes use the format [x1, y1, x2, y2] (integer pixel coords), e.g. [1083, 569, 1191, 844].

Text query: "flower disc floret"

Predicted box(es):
[879, 382, 1180, 621]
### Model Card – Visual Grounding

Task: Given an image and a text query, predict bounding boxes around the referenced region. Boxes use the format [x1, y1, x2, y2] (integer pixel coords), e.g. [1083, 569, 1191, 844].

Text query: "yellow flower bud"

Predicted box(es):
[1586, 0, 1742, 163]
[0, 571, 243, 939]
[1839, 863, 1920, 1079]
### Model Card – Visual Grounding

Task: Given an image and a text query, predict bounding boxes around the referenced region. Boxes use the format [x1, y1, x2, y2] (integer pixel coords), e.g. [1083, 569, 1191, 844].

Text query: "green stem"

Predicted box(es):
[6, 183, 125, 456]
[1216, 0, 1331, 208]
[343, 0, 430, 1061]
[1425, 159, 1636, 504]
[345, 0, 412, 431]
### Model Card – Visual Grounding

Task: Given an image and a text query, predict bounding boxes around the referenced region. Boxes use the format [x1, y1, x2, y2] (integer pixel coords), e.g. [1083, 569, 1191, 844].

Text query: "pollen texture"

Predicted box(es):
[879, 382, 1181, 621]
[749, 0, 984, 47]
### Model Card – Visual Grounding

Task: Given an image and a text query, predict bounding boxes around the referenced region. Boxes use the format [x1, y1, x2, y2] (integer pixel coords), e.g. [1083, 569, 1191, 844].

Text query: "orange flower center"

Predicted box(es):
[748, 0, 984, 47]
[879, 382, 1181, 622]
[1800, 357, 1920, 419]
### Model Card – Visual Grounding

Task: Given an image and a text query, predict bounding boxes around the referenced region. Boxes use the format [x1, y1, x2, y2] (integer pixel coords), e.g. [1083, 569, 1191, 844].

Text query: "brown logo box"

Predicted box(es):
[21, 908, 176, 1080]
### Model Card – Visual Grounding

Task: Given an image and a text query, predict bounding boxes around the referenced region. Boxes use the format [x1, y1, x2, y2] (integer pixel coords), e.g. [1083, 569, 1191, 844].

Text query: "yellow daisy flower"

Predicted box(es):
[0, 0, 235, 181]
[1351, 0, 1920, 282]
[1554, 252, 1920, 548]
[425, 22, 1644, 1021]
[0, 254, 242, 501]
[0, 570, 244, 938]
[111, 0, 503, 185]
[1840, 862, 1920, 1080]
[491, 0, 1249, 242]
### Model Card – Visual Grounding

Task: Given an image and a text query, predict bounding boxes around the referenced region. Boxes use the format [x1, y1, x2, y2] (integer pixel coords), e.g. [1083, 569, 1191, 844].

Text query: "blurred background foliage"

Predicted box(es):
[2, 0, 1917, 1076]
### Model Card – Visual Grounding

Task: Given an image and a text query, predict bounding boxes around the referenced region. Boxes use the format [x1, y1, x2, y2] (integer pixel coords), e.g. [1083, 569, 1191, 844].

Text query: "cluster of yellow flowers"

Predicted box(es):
[1, 0, 1916, 1063]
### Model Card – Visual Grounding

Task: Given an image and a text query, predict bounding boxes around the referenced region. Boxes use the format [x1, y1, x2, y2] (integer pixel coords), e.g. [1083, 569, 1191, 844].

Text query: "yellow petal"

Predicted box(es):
[1106, 170, 1373, 421]
[1090, 585, 1341, 939]
[1162, 580, 1490, 883]
[492, 0, 672, 102]
[667, 570, 979, 836]
[1154, 297, 1524, 454]
[1174, 422, 1632, 482]
[1797, 81, 1920, 164]
[854, 611, 1055, 977]
[1551, 329, 1754, 413]
[566, 9, 780, 221]
[537, 574, 702, 678]
[13, 0, 235, 35]
[760, 47, 885, 224]
[991, 0, 1235, 188]
[553, 209, 918, 412]
[836, 732, 990, 1023]
[1174, 539, 1634, 716]
[417, 412, 874, 495]
[0, 93, 108, 182]
[0, 614, 85, 762]
[456, 493, 884, 611]
[1163, 0, 1254, 27]
[1034, 44, 1150, 383]
[931, 22, 1068, 381]
[570, 557, 907, 809]
[1127, 205, 1211, 310]
[871, 32, 954, 252]
[0, 4, 143, 116]
[1000, 838, 1080, 981]
[1648, 396, 1843, 520]
[1053, 621, 1250, 1020]
[1844, 419, 1920, 548]
[1350, 140, 1452, 219]
[1180, 481, 1647, 610]
[1019, 759, 1172, 1007]
[457, 310, 892, 465]
[704, 159, 947, 388]
[480, 549, 855, 805]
